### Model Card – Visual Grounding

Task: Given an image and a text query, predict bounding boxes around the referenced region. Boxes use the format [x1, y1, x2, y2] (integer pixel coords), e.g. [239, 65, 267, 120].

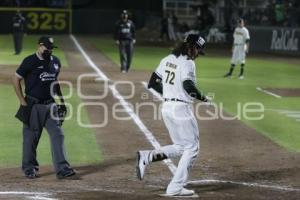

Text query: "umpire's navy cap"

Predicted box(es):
[184, 34, 205, 55]
[38, 36, 57, 49]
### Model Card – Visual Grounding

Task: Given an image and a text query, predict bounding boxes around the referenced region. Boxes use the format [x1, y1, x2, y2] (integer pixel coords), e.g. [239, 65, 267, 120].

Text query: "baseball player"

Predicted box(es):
[136, 34, 209, 197]
[12, 11, 26, 55]
[12, 36, 75, 179]
[224, 18, 250, 79]
[114, 10, 136, 73]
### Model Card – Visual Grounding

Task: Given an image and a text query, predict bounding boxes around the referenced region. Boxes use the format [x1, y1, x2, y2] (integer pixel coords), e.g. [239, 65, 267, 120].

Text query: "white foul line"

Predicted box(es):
[70, 35, 109, 81]
[256, 87, 282, 98]
[70, 35, 176, 175]
[70, 35, 300, 193]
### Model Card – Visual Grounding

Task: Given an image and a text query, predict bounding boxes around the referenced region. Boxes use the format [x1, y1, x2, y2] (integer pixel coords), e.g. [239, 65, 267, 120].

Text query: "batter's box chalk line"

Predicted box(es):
[0, 191, 57, 200]
[187, 179, 300, 192]
[159, 193, 199, 198]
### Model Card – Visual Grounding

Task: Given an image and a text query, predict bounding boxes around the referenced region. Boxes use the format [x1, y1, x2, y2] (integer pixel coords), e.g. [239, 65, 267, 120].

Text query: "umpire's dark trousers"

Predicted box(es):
[22, 103, 70, 174]
[119, 40, 134, 72]
[13, 32, 24, 55]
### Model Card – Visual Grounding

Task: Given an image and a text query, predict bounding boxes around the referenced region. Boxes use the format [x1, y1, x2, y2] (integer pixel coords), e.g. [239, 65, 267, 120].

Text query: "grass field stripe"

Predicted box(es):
[70, 35, 177, 175]
[286, 114, 300, 118]
[188, 179, 300, 192]
[265, 109, 300, 114]
[256, 87, 282, 98]
[265, 109, 300, 121]
[70, 35, 109, 81]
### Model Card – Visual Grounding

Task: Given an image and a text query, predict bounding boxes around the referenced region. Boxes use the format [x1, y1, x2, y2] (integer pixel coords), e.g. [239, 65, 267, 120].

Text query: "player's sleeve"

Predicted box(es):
[15, 57, 33, 79]
[182, 61, 207, 102]
[55, 57, 62, 77]
[114, 21, 120, 40]
[154, 59, 164, 78]
[245, 28, 250, 41]
[181, 61, 196, 83]
[131, 21, 136, 39]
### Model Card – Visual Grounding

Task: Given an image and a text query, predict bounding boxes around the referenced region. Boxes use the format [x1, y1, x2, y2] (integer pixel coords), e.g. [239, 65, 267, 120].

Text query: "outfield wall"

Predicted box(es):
[0, 8, 146, 34]
[0, 8, 299, 56]
[249, 26, 300, 56]
[0, 7, 71, 34]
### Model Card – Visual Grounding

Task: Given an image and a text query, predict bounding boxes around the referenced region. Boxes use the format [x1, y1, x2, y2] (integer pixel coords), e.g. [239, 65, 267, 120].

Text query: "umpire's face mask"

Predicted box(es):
[42, 49, 52, 60]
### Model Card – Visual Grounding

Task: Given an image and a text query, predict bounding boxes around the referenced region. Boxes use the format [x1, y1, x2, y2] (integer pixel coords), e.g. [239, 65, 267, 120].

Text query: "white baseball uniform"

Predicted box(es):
[155, 54, 199, 194]
[231, 26, 250, 65]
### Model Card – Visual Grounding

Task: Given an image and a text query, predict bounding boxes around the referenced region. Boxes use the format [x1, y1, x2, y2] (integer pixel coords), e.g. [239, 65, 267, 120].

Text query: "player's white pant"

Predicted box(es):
[231, 44, 246, 64]
[168, 25, 177, 41]
[160, 101, 199, 194]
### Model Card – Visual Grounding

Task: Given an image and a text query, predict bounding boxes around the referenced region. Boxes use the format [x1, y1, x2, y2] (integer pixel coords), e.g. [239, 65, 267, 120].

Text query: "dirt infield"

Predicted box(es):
[264, 88, 300, 97]
[0, 36, 299, 200]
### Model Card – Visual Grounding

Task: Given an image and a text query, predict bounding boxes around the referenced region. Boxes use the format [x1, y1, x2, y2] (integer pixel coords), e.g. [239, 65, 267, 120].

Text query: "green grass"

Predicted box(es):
[88, 35, 169, 70]
[0, 85, 102, 167]
[0, 34, 68, 67]
[90, 36, 300, 152]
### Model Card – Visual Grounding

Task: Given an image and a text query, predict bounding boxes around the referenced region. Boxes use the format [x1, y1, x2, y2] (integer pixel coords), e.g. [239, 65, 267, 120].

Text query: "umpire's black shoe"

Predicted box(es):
[56, 167, 76, 179]
[24, 169, 38, 179]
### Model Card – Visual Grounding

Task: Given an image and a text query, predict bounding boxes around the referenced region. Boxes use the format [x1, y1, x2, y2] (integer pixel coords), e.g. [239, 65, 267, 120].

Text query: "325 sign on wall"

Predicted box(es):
[26, 11, 70, 33]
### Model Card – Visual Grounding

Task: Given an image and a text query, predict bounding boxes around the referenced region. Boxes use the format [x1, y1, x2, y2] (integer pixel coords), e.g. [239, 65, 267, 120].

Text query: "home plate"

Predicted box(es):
[159, 193, 199, 198]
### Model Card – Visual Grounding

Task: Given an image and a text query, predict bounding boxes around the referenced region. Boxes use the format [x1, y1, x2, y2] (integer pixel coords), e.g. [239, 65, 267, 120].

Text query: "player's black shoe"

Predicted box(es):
[224, 73, 232, 78]
[56, 167, 76, 179]
[24, 168, 38, 179]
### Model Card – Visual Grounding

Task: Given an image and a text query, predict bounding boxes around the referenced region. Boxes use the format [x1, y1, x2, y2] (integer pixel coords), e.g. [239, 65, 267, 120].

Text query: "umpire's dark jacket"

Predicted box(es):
[114, 19, 136, 41]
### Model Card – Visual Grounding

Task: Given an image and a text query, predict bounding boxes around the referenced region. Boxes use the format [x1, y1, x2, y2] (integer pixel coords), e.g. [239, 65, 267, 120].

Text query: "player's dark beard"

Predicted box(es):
[42, 49, 52, 60]
[188, 48, 198, 60]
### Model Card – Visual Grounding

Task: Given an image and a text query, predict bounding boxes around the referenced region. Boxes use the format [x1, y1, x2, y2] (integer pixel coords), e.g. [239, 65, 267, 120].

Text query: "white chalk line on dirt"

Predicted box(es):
[0, 191, 57, 200]
[70, 35, 177, 174]
[188, 180, 300, 192]
[256, 87, 282, 98]
[142, 82, 300, 193]
[70, 35, 300, 194]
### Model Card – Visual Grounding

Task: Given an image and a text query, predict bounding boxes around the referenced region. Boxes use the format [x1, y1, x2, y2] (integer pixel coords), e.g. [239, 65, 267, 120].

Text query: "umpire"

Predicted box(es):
[114, 10, 136, 73]
[12, 36, 76, 179]
[12, 11, 26, 55]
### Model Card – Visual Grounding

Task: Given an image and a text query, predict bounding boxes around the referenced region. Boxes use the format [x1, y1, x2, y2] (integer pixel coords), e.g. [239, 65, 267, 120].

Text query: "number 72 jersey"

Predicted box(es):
[155, 54, 196, 103]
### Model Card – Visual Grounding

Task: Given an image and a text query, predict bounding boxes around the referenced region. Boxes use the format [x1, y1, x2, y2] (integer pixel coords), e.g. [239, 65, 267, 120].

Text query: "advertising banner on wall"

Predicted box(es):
[249, 26, 300, 55]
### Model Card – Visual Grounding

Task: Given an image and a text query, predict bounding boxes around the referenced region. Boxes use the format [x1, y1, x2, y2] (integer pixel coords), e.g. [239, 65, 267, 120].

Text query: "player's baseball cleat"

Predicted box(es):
[238, 75, 244, 79]
[162, 188, 196, 197]
[224, 73, 232, 78]
[136, 151, 150, 180]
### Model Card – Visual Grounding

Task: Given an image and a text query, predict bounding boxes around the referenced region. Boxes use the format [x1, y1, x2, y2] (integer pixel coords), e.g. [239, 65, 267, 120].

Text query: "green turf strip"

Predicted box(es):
[90, 36, 300, 152]
[0, 34, 68, 67]
[0, 80, 101, 167]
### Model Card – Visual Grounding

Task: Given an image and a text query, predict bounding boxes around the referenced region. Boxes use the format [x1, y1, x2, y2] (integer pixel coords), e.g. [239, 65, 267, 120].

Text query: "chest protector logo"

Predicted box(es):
[39, 72, 56, 81]
[54, 63, 59, 71]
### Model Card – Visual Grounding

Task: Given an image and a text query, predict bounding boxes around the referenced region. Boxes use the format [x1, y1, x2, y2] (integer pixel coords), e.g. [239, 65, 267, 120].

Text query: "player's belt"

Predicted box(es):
[26, 95, 54, 105]
[234, 43, 244, 45]
[164, 98, 188, 103]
